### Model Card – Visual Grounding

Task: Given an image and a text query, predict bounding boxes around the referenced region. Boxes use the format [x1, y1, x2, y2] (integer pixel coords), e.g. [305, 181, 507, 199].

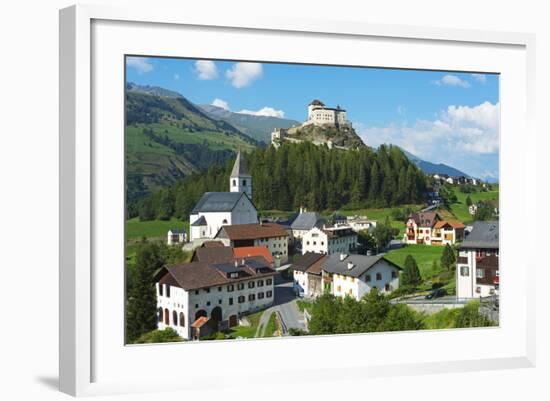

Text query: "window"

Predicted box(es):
[476, 286, 481, 293]
[243, 179, 247, 186]
[248, 294, 256, 301]
[348, 289, 353, 295]
[366, 274, 371, 282]
[195, 290, 199, 295]
[391, 271, 397, 279]
[460, 266, 469, 276]
[232, 179, 236, 186]
[158, 307, 163, 322]
[229, 298, 234, 305]
[385, 284, 391, 291]
[238, 296, 245, 303]
[179, 312, 185, 327]
[166, 285, 170, 298]
[218, 286, 222, 292]
[266, 291, 273, 298]
[257, 280, 264, 287]
[258, 292, 265, 299]
[172, 311, 178, 326]
[248, 281, 255, 289]
[266, 278, 273, 285]
[218, 299, 222, 305]
[227, 285, 234, 292]
[205, 288, 210, 293]
[195, 304, 199, 308]
[376, 273, 382, 280]
[337, 285, 341, 292]
[206, 301, 211, 306]
[164, 309, 170, 325]
[476, 269, 485, 278]
[237, 283, 244, 290]
[158, 284, 163, 296]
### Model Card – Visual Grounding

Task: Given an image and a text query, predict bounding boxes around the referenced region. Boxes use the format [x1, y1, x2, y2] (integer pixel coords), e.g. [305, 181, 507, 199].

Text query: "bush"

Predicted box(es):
[134, 328, 183, 344]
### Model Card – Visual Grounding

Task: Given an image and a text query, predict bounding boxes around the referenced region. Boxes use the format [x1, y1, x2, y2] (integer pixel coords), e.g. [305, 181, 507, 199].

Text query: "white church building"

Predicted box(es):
[189, 152, 258, 242]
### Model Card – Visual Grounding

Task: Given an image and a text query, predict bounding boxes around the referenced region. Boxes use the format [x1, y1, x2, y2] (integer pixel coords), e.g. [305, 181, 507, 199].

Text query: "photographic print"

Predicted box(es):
[125, 56, 499, 344]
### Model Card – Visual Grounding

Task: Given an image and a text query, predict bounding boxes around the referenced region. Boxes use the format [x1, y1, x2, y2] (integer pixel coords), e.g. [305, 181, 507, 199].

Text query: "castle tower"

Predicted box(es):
[230, 151, 252, 198]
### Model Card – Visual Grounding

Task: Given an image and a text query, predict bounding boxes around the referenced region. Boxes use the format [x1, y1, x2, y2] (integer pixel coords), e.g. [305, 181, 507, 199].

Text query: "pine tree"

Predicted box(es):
[441, 243, 456, 271]
[126, 242, 166, 343]
[402, 254, 422, 288]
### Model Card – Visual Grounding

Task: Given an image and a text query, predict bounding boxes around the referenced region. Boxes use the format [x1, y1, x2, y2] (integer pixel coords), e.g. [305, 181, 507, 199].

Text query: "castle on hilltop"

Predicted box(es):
[304, 99, 349, 128]
[271, 100, 360, 149]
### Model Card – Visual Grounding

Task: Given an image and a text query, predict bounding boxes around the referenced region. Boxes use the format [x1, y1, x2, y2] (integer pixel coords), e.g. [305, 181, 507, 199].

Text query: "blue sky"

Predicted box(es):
[126, 56, 500, 181]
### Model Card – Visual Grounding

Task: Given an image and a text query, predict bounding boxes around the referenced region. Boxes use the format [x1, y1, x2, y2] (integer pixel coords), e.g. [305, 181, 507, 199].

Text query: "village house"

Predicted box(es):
[292, 252, 328, 298]
[345, 215, 377, 233]
[167, 228, 187, 245]
[301, 225, 357, 255]
[290, 208, 325, 240]
[215, 222, 289, 264]
[189, 152, 258, 242]
[321, 253, 401, 300]
[456, 221, 499, 298]
[405, 212, 464, 245]
[155, 255, 276, 340]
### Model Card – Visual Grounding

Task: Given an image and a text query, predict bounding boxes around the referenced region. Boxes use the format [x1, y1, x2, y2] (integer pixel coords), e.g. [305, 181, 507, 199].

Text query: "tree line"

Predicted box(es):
[131, 142, 428, 221]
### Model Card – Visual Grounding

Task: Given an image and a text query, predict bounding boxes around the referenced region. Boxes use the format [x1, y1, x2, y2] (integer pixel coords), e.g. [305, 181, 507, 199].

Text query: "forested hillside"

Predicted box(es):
[125, 84, 258, 203]
[132, 142, 427, 220]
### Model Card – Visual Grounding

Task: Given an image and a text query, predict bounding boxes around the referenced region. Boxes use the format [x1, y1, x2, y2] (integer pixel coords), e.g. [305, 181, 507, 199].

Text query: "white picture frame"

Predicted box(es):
[59, 4, 536, 397]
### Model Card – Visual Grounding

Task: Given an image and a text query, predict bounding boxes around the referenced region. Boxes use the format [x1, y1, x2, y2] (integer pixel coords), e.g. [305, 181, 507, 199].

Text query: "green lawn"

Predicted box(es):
[126, 217, 189, 240]
[443, 186, 499, 223]
[226, 310, 263, 339]
[384, 244, 456, 294]
[263, 312, 279, 338]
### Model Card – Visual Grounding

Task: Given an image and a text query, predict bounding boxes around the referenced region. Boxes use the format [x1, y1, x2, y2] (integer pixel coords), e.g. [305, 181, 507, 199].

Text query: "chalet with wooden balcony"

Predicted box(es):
[456, 221, 499, 298]
[404, 212, 465, 246]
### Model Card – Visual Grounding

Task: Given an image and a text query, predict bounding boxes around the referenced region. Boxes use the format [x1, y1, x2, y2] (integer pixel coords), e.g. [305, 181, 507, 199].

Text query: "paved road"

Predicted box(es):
[272, 276, 307, 334]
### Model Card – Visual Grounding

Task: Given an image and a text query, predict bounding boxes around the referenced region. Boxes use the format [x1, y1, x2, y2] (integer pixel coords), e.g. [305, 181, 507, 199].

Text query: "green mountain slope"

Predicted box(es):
[199, 104, 300, 143]
[125, 84, 258, 203]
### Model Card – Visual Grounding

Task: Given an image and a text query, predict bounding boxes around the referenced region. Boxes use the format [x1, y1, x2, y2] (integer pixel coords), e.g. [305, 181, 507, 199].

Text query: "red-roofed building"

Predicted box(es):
[233, 246, 274, 265]
[405, 212, 465, 245]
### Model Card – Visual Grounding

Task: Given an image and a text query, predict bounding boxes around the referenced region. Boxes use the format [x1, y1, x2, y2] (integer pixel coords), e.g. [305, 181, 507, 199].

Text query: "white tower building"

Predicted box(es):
[229, 151, 252, 198]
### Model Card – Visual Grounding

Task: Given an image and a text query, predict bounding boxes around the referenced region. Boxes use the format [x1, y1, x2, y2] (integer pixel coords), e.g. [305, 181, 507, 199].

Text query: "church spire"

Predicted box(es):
[229, 151, 252, 197]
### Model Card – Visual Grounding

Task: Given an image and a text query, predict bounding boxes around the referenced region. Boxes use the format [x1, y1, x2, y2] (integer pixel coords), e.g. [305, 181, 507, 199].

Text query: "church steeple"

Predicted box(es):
[230, 151, 252, 197]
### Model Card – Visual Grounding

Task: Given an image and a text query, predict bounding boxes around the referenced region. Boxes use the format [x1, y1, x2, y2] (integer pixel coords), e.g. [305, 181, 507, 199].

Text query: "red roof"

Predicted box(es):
[191, 316, 210, 328]
[233, 246, 273, 263]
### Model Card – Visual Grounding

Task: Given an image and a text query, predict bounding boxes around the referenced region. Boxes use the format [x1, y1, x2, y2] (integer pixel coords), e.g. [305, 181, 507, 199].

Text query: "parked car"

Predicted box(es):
[425, 288, 447, 300]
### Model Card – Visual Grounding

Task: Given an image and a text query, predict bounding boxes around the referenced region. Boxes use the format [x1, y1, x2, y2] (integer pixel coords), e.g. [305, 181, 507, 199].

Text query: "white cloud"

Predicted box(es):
[357, 101, 500, 178]
[226, 62, 263, 88]
[212, 98, 230, 110]
[237, 107, 285, 118]
[471, 73, 487, 83]
[126, 57, 153, 74]
[432, 74, 471, 88]
[195, 60, 218, 80]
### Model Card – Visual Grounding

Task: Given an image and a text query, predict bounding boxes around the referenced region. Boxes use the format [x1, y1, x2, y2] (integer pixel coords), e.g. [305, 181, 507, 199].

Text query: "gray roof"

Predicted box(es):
[460, 221, 499, 249]
[291, 212, 324, 231]
[191, 192, 250, 214]
[230, 151, 251, 178]
[190, 216, 207, 226]
[321, 253, 401, 278]
[169, 228, 187, 234]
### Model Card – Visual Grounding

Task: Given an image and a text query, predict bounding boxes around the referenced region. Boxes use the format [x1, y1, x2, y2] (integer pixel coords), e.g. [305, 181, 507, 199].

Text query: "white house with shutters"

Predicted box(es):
[302, 225, 357, 255]
[321, 253, 401, 301]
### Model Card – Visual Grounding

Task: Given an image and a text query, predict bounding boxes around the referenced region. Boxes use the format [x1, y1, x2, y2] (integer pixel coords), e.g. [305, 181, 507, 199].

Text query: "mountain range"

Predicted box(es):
[199, 104, 300, 144]
[400, 148, 473, 179]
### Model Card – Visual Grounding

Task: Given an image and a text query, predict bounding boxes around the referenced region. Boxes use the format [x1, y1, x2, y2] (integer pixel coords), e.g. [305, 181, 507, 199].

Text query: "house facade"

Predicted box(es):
[290, 208, 325, 240]
[301, 225, 357, 255]
[215, 222, 289, 263]
[321, 254, 401, 301]
[156, 255, 276, 340]
[167, 229, 187, 245]
[456, 221, 499, 298]
[189, 152, 257, 242]
[292, 252, 328, 298]
[405, 212, 464, 246]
